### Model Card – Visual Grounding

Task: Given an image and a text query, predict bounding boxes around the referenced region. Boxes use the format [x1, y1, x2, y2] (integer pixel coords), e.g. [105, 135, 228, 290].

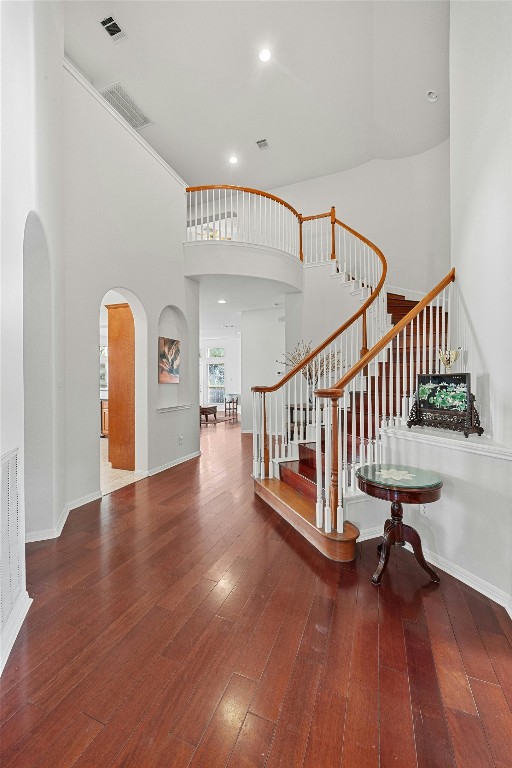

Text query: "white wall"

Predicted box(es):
[1, 0, 64, 668]
[241, 309, 285, 432]
[381, 429, 511, 607]
[271, 140, 451, 295]
[63, 62, 199, 503]
[285, 263, 362, 354]
[200, 337, 241, 407]
[450, 2, 512, 448]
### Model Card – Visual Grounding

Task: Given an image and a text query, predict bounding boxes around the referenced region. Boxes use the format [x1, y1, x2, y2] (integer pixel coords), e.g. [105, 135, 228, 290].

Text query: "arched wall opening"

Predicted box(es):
[157, 305, 191, 410]
[99, 288, 148, 476]
[23, 211, 55, 536]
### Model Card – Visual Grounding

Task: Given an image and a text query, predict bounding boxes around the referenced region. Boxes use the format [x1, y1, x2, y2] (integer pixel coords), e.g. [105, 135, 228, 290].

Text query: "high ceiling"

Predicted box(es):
[64, 0, 450, 191]
[65, 1, 449, 338]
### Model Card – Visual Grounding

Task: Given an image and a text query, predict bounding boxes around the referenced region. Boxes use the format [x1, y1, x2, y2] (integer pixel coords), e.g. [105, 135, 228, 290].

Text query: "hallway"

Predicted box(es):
[1, 421, 511, 767]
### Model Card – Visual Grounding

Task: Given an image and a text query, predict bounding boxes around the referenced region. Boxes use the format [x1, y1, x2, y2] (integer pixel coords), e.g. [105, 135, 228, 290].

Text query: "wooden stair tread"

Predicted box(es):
[279, 460, 318, 502]
[255, 478, 359, 562]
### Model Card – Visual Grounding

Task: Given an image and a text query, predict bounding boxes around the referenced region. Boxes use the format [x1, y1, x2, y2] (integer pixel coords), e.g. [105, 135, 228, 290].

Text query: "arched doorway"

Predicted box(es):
[99, 289, 148, 494]
[23, 212, 54, 536]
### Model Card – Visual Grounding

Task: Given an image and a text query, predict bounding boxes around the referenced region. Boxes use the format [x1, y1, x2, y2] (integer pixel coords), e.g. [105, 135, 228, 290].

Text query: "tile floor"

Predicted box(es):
[100, 437, 143, 495]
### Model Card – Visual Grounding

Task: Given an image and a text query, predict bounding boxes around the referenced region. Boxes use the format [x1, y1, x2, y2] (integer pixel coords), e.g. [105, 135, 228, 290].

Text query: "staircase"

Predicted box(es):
[253, 272, 455, 562]
[185, 184, 456, 565]
[275, 290, 442, 500]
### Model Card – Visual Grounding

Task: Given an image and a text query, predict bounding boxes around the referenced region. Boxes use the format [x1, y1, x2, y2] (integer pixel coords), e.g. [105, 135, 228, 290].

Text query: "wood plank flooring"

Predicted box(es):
[1, 422, 511, 767]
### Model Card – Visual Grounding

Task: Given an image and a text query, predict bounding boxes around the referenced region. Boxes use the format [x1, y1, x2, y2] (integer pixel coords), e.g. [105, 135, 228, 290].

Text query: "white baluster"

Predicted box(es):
[324, 399, 332, 533]
[337, 399, 343, 531]
[252, 393, 259, 478]
[374, 355, 380, 452]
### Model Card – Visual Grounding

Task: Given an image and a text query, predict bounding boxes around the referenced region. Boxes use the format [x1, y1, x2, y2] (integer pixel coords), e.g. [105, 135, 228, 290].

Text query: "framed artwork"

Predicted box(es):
[407, 373, 483, 437]
[158, 337, 180, 384]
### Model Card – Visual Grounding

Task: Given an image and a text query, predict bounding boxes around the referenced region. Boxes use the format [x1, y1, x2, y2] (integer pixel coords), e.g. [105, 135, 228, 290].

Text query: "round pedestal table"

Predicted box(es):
[355, 464, 442, 586]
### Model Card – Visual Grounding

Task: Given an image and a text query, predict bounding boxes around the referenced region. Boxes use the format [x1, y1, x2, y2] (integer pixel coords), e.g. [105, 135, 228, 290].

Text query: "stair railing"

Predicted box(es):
[186, 185, 302, 258]
[186, 187, 383, 296]
[252, 225, 388, 527]
[315, 268, 456, 533]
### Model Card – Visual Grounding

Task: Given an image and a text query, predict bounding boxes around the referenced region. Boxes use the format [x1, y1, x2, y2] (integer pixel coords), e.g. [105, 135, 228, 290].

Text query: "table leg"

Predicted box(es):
[402, 524, 440, 583]
[372, 501, 439, 585]
[372, 536, 392, 585]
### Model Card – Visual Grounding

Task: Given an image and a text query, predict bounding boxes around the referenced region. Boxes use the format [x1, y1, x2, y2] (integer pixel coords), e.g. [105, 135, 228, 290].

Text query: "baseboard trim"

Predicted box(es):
[25, 491, 102, 543]
[420, 546, 512, 617]
[0, 590, 32, 675]
[358, 525, 383, 542]
[359, 529, 512, 617]
[149, 451, 201, 476]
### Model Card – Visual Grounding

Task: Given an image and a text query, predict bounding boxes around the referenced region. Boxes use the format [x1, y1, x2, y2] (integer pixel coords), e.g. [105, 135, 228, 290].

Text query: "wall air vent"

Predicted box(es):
[100, 83, 153, 131]
[101, 16, 127, 44]
[256, 139, 269, 150]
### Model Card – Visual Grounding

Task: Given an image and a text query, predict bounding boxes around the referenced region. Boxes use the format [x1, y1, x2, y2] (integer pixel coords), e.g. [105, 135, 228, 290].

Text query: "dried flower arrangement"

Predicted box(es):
[278, 340, 342, 387]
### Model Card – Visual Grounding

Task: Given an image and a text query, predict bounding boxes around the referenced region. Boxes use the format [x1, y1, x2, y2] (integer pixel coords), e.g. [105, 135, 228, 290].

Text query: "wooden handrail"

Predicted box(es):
[315, 268, 456, 399]
[186, 185, 301, 219]
[253, 227, 388, 393]
[301, 212, 332, 222]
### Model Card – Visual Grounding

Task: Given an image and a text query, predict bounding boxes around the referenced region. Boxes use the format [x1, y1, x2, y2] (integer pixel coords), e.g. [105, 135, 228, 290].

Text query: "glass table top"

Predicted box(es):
[356, 464, 442, 489]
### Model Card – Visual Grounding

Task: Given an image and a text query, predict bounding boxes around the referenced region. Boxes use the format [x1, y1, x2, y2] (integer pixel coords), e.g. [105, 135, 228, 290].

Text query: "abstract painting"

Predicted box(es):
[158, 337, 180, 383]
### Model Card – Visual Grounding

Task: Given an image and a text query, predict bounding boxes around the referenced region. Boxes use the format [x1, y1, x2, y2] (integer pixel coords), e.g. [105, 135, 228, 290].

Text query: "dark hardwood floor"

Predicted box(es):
[1, 422, 511, 767]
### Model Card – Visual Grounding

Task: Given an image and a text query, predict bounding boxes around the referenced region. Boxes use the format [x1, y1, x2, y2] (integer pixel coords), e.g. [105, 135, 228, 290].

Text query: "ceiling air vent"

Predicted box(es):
[100, 83, 153, 131]
[256, 139, 269, 150]
[101, 16, 127, 44]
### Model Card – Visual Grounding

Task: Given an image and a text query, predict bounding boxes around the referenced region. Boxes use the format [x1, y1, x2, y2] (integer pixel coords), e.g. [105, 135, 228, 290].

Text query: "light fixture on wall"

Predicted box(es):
[259, 48, 271, 62]
[217, 299, 226, 304]
[426, 90, 439, 102]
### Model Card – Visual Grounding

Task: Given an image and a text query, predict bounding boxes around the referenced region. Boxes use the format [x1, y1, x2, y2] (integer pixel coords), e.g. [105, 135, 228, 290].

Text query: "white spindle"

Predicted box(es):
[337, 399, 343, 531]
[324, 401, 332, 533]
[374, 355, 380, 450]
[315, 397, 323, 527]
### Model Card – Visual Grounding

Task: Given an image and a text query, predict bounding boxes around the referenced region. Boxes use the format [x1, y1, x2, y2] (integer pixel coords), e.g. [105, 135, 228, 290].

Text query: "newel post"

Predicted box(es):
[329, 396, 339, 531]
[299, 215, 304, 262]
[262, 393, 269, 478]
[330, 206, 336, 261]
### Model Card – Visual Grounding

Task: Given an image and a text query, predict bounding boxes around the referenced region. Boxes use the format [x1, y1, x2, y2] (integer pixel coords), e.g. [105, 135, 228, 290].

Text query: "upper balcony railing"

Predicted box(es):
[186, 186, 385, 291]
[186, 185, 301, 258]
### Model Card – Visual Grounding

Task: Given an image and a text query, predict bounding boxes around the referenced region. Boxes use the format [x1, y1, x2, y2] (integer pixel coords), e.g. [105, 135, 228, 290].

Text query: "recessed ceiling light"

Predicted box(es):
[259, 48, 271, 63]
[229, 156, 238, 164]
[426, 90, 439, 102]
[217, 299, 226, 304]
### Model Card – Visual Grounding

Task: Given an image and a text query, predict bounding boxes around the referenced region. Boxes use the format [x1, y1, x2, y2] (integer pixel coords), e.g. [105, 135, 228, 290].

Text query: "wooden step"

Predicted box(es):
[279, 460, 318, 502]
[254, 478, 359, 562]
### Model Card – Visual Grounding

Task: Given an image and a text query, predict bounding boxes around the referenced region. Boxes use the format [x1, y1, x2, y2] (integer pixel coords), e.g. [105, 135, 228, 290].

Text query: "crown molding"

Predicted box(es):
[63, 57, 187, 189]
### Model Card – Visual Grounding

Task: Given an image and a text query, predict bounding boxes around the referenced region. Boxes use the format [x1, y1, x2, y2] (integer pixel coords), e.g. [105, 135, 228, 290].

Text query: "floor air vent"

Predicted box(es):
[1, 448, 21, 625]
[100, 83, 153, 131]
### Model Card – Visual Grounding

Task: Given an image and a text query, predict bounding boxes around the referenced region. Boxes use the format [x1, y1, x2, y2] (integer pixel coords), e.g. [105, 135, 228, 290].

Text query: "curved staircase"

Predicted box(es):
[185, 185, 456, 564]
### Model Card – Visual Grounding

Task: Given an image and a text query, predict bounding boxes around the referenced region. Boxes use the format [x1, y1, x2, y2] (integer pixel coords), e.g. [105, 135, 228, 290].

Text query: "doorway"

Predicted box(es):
[99, 289, 147, 495]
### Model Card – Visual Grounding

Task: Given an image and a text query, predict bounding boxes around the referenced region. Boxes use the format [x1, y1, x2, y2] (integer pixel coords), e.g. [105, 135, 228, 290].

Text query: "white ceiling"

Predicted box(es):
[64, 1, 449, 335]
[197, 274, 290, 339]
[64, 0, 449, 190]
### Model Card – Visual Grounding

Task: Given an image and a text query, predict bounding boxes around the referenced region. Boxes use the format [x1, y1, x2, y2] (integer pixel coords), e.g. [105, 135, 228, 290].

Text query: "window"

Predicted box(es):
[207, 362, 225, 404]
[206, 347, 224, 358]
